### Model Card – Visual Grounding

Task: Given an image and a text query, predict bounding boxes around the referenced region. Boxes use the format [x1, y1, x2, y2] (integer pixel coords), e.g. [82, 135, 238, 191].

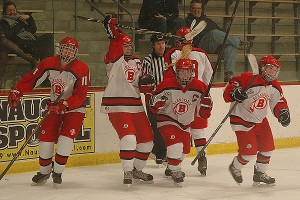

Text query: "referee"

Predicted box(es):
[142, 34, 167, 165]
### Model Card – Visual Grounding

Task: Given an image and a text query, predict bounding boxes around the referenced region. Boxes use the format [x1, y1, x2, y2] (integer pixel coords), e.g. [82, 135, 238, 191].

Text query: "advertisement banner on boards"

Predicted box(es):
[0, 92, 95, 162]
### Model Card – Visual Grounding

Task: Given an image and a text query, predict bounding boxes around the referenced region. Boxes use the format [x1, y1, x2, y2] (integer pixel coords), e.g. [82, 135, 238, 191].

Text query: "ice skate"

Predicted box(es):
[52, 172, 62, 188]
[123, 171, 133, 188]
[171, 170, 184, 187]
[252, 166, 275, 187]
[198, 154, 207, 177]
[31, 172, 50, 186]
[132, 168, 154, 184]
[228, 162, 243, 185]
[164, 167, 185, 178]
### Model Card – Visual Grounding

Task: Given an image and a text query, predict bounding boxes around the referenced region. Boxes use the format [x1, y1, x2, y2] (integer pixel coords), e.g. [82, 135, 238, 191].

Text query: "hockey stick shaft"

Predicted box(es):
[73, 15, 206, 41]
[191, 54, 259, 165]
[205, 0, 241, 95]
[73, 15, 181, 39]
[0, 81, 73, 180]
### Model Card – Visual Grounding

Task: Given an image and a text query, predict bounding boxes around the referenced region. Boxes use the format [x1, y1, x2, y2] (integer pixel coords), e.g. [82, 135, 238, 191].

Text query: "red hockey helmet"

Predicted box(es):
[120, 33, 133, 46]
[59, 36, 79, 64]
[120, 33, 133, 59]
[258, 55, 280, 81]
[176, 27, 193, 46]
[175, 58, 194, 86]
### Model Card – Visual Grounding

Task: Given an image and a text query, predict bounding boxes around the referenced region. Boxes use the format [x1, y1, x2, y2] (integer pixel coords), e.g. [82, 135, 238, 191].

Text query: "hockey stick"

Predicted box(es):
[0, 81, 73, 180]
[191, 54, 259, 165]
[205, 0, 241, 95]
[73, 15, 207, 41]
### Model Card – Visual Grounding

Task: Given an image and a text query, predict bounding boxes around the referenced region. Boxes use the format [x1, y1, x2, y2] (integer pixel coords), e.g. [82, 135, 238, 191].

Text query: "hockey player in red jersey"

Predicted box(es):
[101, 16, 154, 187]
[164, 27, 213, 176]
[8, 36, 90, 187]
[150, 58, 213, 186]
[224, 55, 290, 186]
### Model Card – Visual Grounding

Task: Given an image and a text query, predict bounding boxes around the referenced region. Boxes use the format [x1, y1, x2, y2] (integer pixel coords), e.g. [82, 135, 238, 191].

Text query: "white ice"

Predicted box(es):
[1, 148, 300, 200]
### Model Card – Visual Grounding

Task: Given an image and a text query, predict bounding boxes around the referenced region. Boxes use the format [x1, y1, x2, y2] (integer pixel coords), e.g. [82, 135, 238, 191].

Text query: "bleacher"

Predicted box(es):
[2, 0, 300, 88]
[110, 0, 300, 82]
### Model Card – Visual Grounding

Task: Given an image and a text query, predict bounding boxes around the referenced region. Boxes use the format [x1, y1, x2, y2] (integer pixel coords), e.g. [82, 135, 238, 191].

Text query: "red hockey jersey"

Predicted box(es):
[13, 56, 90, 113]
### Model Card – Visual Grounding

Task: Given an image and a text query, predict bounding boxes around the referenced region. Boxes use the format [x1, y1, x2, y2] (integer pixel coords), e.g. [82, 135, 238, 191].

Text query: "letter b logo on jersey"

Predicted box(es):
[53, 84, 62, 95]
[52, 79, 66, 96]
[173, 102, 189, 115]
[124, 68, 137, 83]
[250, 97, 267, 112]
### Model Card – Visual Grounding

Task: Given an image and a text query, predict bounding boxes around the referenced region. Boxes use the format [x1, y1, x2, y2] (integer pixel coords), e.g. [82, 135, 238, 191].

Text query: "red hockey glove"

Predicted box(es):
[149, 95, 167, 110]
[47, 100, 68, 115]
[199, 96, 213, 119]
[139, 74, 155, 94]
[8, 88, 23, 109]
[103, 15, 118, 39]
[278, 108, 290, 127]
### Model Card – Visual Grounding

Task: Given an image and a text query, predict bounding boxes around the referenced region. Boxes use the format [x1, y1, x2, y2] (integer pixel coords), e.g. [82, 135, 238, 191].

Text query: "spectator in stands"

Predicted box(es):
[0, 31, 36, 88]
[185, 0, 252, 82]
[0, 1, 54, 63]
[138, 0, 185, 36]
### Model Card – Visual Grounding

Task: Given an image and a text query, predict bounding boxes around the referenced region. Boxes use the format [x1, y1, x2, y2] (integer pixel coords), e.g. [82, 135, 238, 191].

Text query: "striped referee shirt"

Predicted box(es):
[142, 52, 166, 86]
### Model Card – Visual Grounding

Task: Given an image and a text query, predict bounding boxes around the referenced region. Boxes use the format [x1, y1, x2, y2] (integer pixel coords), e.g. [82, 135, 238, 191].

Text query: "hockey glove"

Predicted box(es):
[139, 74, 155, 93]
[47, 100, 68, 115]
[103, 15, 118, 39]
[278, 108, 290, 127]
[230, 87, 248, 103]
[199, 96, 213, 119]
[149, 95, 167, 110]
[8, 88, 23, 109]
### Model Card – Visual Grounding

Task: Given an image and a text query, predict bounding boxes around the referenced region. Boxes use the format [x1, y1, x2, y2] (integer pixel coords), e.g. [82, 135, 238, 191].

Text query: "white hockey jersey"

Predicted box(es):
[223, 72, 289, 131]
[152, 77, 208, 130]
[164, 46, 213, 85]
[100, 32, 144, 113]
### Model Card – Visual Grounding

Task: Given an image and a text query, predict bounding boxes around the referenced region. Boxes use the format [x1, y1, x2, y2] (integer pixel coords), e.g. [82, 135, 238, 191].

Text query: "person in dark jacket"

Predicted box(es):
[0, 1, 54, 62]
[185, 0, 252, 82]
[138, 0, 185, 35]
[0, 28, 37, 88]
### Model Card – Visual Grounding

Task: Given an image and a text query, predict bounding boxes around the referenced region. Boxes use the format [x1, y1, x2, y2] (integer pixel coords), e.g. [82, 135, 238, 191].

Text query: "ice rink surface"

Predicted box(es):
[1, 147, 300, 200]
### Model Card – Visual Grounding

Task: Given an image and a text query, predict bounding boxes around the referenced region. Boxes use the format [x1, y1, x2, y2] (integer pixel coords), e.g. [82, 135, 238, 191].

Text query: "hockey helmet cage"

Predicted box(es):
[59, 36, 79, 64]
[259, 55, 280, 81]
[175, 58, 194, 86]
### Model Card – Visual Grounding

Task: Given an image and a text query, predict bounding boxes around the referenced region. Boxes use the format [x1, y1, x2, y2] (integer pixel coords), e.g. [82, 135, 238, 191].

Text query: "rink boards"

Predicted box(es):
[0, 85, 299, 174]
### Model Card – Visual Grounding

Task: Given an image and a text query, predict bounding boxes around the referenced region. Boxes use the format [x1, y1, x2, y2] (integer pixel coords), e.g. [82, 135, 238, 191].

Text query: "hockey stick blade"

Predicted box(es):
[185, 20, 207, 41]
[247, 54, 259, 75]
